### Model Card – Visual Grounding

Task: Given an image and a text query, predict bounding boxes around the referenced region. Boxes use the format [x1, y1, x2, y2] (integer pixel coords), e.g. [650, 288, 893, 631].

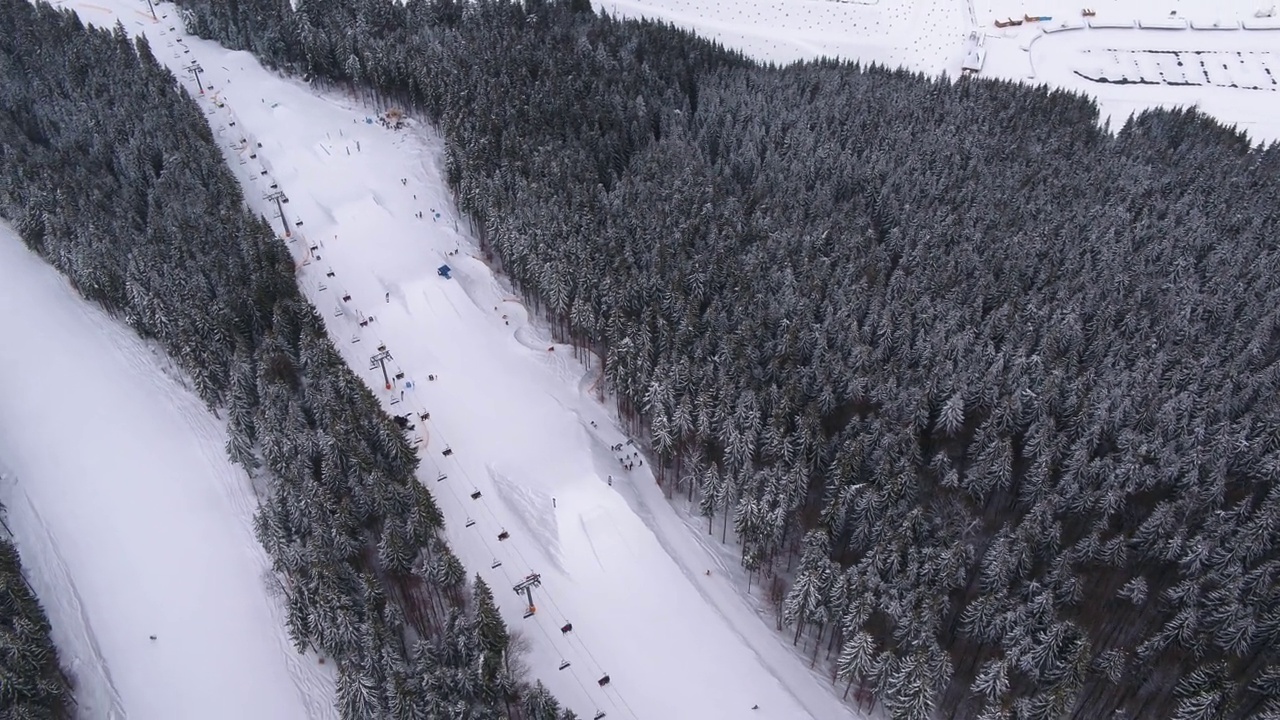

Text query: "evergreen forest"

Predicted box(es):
[0, 499, 72, 720]
[0, 2, 576, 717]
[164, 0, 1280, 717]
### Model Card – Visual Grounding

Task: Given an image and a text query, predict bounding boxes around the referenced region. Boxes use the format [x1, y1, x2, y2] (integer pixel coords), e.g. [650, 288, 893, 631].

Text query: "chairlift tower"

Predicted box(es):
[183, 61, 204, 95]
[513, 573, 541, 618]
[370, 346, 392, 390]
[264, 190, 290, 237]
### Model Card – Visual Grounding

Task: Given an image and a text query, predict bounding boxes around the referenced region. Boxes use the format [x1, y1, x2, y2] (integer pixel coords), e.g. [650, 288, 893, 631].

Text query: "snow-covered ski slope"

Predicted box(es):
[0, 225, 336, 720]
[597, 0, 1280, 143]
[49, 0, 861, 718]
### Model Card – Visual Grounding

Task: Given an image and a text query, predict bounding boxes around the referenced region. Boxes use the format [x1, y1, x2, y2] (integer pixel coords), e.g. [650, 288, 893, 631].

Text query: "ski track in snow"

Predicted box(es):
[0, 476, 128, 720]
[0, 222, 337, 720]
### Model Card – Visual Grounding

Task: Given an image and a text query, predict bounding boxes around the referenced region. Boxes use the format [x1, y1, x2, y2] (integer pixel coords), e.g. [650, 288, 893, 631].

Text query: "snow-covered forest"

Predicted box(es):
[156, 0, 1280, 718]
[0, 2, 573, 718]
[0, 498, 71, 719]
[2, 0, 1279, 717]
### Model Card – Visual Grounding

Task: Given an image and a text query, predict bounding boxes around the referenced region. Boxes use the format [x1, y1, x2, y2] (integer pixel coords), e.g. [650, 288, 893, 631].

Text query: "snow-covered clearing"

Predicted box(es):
[596, 0, 970, 72]
[598, 0, 1280, 144]
[0, 224, 335, 720]
[976, 0, 1280, 142]
[44, 0, 864, 717]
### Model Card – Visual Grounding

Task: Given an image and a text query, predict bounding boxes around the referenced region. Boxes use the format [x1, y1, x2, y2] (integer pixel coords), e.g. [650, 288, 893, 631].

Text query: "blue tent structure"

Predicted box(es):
[437, 264, 452, 279]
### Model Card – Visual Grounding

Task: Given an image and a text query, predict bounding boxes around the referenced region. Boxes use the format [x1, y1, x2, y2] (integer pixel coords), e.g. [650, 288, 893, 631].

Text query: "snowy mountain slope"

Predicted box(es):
[0, 223, 337, 720]
[597, 0, 1280, 143]
[53, 0, 864, 717]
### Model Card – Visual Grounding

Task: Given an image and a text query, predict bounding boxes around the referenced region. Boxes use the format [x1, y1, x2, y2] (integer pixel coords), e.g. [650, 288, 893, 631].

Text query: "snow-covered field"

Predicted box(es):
[598, 0, 1280, 143]
[0, 225, 335, 720]
[24, 0, 863, 718]
[977, 0, 1280, 142]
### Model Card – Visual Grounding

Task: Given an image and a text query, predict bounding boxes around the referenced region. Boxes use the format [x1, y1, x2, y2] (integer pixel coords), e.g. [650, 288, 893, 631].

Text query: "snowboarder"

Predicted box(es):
[552, 497, 557, 508]
[385, 292, 390, 303]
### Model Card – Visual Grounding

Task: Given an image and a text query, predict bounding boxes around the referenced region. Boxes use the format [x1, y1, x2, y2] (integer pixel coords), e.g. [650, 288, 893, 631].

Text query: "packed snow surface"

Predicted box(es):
[33, 0, 864, 717]
[0, 224, 336, 720]
[597, 0, 1280, 143]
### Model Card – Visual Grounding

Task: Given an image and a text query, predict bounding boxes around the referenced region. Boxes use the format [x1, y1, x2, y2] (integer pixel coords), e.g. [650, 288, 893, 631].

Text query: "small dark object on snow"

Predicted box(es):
[561, 623, 573, 634]
[149, 635, 157, 641]
[752, 705, 759, 710]
[597, 674, 610, 687]
[498, 530, 510, 541]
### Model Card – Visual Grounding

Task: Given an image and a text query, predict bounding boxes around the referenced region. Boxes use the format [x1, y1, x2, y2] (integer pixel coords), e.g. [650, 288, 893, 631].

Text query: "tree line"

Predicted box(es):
[0, 497, 72, 720]
[0, 2, 580, 717]
[34, 0, 1280, 717]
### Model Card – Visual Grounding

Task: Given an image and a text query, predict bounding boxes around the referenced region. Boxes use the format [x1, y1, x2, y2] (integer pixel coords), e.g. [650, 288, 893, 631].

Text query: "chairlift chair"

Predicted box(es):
[593, 712, 606, 720]
[442, 446, 453, 457]
[465, 518, 476, 528]
[498, 530, 510, 541]
[558, 660, 570, 670]
[470, 490, 482, 500]
[491, 558, 502, 569]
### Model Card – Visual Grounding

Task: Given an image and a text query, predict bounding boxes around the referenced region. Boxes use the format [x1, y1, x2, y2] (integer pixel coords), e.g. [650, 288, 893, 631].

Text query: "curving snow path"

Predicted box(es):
[0, 223, 336, 719]
[45, 0, 867, 717]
